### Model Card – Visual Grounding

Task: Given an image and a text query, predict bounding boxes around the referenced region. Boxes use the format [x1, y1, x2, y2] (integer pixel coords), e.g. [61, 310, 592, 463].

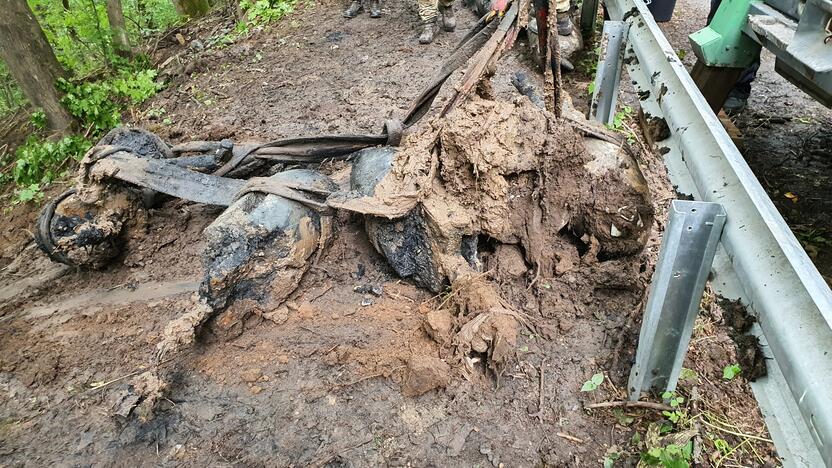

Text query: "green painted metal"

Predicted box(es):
[688, 0, 762, 67]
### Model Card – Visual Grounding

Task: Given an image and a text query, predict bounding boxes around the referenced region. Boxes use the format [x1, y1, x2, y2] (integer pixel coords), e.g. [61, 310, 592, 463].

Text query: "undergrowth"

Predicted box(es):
[2, 0, 302, 204]
[237, 0, 298, 32]
[1, 59, 162, 204]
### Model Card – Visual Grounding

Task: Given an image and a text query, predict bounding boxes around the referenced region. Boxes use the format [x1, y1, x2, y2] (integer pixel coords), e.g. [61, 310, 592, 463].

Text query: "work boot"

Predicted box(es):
[343, 0, 362, 18]
[723, 91, 749, 115]
[556, 12, 573, 36]
[369, 0, 381, 17]
[440, 7, 456, 32]
[419, 22, 437, 44]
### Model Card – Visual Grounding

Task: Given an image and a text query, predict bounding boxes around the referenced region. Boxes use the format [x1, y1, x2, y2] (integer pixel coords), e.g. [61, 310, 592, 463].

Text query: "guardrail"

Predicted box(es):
[600, 0, 832, 464]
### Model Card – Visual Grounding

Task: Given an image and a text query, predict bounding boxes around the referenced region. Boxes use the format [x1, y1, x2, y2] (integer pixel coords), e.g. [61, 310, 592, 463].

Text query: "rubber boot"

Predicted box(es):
[419, 22, 436, 44]
[343, 0, 362, 18]
[440, 7, 456, 31]
[556, 12, 573, 36]
[369, 0, 381, 17]
[723, 90, 749, 115]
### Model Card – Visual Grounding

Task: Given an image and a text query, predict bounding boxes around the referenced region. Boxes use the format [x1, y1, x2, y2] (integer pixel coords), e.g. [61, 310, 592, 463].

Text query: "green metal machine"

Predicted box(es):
[689, 0, 832, 107]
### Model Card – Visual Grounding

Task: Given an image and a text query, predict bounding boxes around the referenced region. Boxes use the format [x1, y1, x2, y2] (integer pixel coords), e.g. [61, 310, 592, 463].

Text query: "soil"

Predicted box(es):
[0, 1, 778, 466]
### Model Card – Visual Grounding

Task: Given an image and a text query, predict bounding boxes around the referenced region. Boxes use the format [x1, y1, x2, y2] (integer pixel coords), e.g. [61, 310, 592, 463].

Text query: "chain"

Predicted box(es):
[825, 17, 832, 44]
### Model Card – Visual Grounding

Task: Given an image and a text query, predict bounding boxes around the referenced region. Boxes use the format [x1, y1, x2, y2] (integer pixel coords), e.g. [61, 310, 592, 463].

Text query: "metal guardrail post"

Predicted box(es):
[580, 0, 601, 37]
[629, 200, 726, 399]
[589, 21, 629, 125]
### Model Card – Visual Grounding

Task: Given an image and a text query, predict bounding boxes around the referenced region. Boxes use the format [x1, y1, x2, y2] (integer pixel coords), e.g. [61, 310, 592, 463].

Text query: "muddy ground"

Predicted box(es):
[1, 0, 779, 466]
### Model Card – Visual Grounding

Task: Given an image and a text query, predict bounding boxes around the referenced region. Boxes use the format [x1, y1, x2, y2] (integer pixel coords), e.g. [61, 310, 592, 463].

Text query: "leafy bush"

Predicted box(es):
[238, 0, 297, 30]
[29, 0, 180, 76]
[9, 135, 91, 188]
[30, 110, 47, 130]
[640, 442, 693, 468]
[59, 67, 162, 133]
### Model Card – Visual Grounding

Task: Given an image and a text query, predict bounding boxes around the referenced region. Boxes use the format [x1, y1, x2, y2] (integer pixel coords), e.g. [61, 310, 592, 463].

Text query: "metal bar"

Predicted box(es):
[579, 0, 600, 37]
[606, 0, 832, 464]
[629, 200, 726, 399]
[641, 93, 826, 467]
[589, 21, 629, 124]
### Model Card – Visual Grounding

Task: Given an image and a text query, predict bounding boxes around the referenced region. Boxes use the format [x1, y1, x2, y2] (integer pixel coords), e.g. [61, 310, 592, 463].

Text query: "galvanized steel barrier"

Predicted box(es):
[600, 0, 832, 464]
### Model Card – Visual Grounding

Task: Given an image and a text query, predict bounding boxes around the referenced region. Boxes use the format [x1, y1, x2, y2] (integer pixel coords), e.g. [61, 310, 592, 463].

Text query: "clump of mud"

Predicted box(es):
[335, 95, 653, 374]
[720, 298, 768, 381]
[34, 128, 172, 268]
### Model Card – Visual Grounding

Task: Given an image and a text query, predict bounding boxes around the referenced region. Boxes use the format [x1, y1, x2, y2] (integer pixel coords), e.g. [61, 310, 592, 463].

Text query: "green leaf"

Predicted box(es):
[613, 408, 634, 426]
[722, 364, 742, 380]
[679, 367, 698, 380]
[581, 372, 604, 392]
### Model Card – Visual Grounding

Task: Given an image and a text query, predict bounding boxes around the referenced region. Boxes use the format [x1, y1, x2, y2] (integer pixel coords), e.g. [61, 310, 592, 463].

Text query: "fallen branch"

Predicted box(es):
[556, 432, 584, 443]
[585, 400, 672, 412]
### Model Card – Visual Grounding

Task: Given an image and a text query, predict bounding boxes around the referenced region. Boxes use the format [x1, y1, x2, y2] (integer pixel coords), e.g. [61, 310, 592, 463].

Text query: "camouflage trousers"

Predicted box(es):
[418, 0, 454, 22]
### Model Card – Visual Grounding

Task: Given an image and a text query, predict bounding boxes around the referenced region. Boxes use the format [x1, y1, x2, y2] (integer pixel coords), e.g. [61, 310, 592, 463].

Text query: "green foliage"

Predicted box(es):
[606, 105, 636, 143]
[603, 451, 620, 468]
[712, 437, 731, 455]
[679, 367, 698, 381]
[0, 61, 26, 118]
[580, 372, 604, 392]
[607, 105, 634, 131]
[1, 0, 178, 203]
[30, 110, 48, 130]
[661, 391, 688, 426]
[640, 442, 693, 468]
[238, 0, 297, 31]
[59, 67, 161, 134]
[8, 135, 91, 187]
[586, 81, 596, 96]
[14, 183, 45, 204]
[28, 0, 179, 76]
[722, 364, 741, 380]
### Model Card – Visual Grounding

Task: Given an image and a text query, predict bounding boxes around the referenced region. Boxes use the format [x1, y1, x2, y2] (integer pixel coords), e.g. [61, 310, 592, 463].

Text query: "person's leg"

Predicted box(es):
[706, 0, 721, 23]
[343, 0, 363, 18]
[369, 0, 381, 17]
[555, 0, 572, 35]
[707, 0, 759, 113]
[439, 0, 455, 31]
[724, 55, 759, 113]
[418, 0, 439, 43]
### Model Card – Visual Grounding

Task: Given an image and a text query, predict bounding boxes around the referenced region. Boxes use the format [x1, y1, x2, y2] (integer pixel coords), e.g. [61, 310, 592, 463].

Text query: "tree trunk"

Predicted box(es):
[172, 0, 210, 17]
[106, 0, 132, 57]
[0, 0, 74, 133]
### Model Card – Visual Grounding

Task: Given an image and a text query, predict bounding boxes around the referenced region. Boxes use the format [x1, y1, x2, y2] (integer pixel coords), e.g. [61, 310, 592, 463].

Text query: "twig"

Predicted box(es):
[329, 373, 383, 391]
[529, 357, 547, 421]
[526, 262, 541, 291]
[83, 357, 177, 394]
[556, 432, 584, 443]
[584, 400, 672, 412]
[699, 418, 773, 444]
[308, 284, 332, 303]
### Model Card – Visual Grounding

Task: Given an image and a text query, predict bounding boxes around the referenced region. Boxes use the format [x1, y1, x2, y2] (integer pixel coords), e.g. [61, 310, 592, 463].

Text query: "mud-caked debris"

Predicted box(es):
[354, 283, 383, 296]
[720, 298, 768, 381]
[339, 96, 653, 293]
[200, 169, 337, 312]
[402, 355, 452, 397]
[487, 244, 529, 279]
[424, 309, 455, 345]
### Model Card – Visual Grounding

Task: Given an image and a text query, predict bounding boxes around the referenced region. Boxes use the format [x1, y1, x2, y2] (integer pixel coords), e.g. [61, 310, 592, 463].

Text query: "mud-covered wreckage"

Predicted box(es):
[34, 2, 653, 411]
